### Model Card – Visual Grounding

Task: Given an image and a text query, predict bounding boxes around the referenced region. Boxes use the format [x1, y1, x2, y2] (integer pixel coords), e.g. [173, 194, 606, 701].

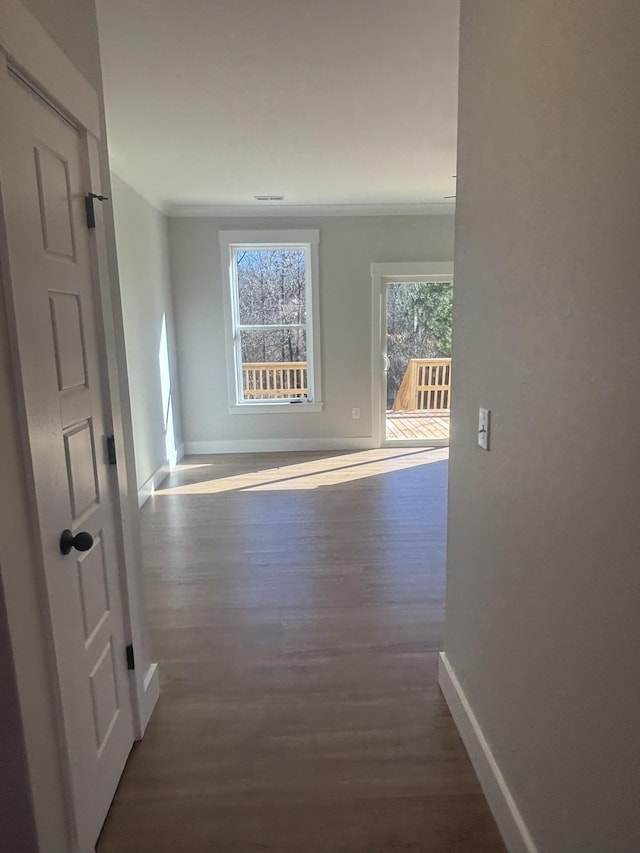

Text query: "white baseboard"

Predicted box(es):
[183, 437, 376, 455]
[137, 663, 159, 737]
[137, 445, 184, 507]
[438, 652, 537, 853]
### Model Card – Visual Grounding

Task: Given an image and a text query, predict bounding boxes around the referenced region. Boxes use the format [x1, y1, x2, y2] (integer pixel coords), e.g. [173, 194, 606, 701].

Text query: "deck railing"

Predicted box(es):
[392, 358, 451, 412]
[242, 362, 308, 399]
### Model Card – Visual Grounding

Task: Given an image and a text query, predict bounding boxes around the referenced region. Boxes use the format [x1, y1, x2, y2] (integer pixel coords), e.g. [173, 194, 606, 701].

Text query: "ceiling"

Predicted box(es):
[96, 0, 459, 215]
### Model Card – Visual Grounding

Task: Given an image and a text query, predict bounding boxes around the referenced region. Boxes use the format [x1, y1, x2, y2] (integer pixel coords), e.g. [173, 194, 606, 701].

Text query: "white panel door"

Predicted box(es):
[0, 71, 135, 851]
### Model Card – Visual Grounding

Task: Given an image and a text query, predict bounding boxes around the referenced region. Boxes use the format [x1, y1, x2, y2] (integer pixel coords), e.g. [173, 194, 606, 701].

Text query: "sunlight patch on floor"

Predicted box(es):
[155, 448, 448, 496]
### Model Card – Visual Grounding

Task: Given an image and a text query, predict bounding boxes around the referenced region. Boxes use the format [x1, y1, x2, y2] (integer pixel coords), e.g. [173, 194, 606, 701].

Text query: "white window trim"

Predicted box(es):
[219, 229, 322, 412]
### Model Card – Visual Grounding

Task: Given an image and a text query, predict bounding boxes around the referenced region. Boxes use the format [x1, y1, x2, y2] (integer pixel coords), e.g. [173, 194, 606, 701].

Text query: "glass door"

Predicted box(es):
[383, 280, 453, 445]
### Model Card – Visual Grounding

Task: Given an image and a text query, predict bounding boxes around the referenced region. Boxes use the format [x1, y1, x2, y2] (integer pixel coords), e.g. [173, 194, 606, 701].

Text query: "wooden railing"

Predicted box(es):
[242, 362, 308, 399]
[392, 358, 451, 412]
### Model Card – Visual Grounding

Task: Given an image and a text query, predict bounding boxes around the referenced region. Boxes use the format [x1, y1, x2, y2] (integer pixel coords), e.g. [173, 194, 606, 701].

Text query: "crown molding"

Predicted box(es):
[166, 201, 456, 218]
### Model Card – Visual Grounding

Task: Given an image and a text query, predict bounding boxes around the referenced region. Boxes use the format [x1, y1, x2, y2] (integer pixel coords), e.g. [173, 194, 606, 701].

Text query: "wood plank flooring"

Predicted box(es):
[97, 449, 504, 853]
[385, 412, 450, 442]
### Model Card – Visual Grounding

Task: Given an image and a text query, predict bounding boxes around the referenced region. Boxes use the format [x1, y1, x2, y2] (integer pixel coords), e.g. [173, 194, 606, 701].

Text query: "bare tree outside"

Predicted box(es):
[236, 249, 307, 363]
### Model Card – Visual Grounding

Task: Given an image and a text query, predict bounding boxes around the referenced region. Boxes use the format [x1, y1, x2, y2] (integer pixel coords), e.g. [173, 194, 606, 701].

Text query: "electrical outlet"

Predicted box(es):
[478, 407, 490, 450]
[352, 407, 360, 420]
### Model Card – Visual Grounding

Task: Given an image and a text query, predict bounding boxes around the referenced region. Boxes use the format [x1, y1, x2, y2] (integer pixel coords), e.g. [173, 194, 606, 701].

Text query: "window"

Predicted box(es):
[219, 230, 322, 411]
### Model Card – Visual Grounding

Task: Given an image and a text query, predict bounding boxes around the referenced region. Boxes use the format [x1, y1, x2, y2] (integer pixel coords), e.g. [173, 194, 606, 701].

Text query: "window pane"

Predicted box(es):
[236, 249, 307, 326]
[240, 328, 308, 399]
[241, 328, 307, 363]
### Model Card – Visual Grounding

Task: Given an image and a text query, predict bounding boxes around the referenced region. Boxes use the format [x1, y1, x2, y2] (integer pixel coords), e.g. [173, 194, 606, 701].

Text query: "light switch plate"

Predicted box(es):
[478, 408, 490, 450]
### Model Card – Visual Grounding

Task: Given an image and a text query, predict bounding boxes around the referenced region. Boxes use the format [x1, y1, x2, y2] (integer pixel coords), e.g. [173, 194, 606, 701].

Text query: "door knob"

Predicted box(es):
[60, 529, 94, 555]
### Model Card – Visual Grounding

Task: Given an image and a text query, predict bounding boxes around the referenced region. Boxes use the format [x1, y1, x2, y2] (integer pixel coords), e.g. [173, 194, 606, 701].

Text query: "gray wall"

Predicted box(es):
[444, 2, 640, 851]
[169, 215, 455, 449]
[112, 174, 183, 489]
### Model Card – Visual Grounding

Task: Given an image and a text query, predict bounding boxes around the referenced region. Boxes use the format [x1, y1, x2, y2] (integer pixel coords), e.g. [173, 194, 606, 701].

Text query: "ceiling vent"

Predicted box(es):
[254, 195, 285, 201]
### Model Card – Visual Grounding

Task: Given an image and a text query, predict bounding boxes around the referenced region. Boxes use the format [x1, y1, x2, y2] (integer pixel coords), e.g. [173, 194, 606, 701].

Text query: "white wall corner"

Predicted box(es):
[437, 652, 538, 853]
[138, 446, 184, 506]
[169, 443, 185, 470]
[136, 662, 159, 737]
[137, 460, 170, 507]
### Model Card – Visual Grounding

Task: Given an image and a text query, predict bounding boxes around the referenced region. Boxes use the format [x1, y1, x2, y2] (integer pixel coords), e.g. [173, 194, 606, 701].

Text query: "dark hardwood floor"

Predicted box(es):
[98, 448, 505, 853]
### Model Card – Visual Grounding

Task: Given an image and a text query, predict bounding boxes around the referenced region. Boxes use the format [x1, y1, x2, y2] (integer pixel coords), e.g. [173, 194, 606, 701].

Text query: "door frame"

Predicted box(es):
[0, 2, 158, 850]
[371, 262, 454, 448]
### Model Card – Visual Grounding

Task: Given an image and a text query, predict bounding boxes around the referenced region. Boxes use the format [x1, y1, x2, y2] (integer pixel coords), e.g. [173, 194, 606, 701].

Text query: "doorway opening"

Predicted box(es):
[385, 280, 452, 443]
[371, 263, 454, 448]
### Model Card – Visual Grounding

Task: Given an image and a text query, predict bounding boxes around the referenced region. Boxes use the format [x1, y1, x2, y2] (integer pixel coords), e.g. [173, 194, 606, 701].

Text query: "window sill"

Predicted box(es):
[228, 401, 324, 415]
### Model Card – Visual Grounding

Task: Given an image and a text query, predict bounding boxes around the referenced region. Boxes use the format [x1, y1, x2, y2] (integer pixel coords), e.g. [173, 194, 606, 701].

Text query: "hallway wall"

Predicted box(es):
[444, 2, 640, 850]
[111, 174, 183, 499]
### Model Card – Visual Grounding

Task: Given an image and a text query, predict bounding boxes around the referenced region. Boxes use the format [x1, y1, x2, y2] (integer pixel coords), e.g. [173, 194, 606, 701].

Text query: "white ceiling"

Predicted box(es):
[96, 0, 459, 215]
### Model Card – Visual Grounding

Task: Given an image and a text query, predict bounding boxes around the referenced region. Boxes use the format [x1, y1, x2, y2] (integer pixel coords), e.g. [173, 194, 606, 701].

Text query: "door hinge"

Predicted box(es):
[84, 192, 109, 229]
[106, 434, 117, 465]
[126, 644, 135, 671]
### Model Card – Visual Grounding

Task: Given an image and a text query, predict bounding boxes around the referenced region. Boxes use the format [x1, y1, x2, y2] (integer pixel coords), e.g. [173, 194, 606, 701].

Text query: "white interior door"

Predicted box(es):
[0, 70, 135, 851]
